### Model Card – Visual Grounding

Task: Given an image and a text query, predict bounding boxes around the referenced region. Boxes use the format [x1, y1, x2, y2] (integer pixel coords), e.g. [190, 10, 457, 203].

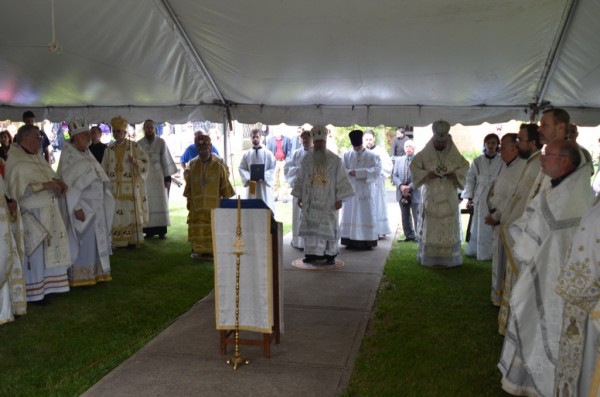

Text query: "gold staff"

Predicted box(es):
[227, 195, 249, 370]
[128, 130, 140, 248]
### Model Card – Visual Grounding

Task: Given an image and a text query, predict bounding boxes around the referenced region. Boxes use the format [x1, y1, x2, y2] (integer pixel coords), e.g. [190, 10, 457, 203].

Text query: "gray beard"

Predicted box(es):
[313, 149, 327, 170]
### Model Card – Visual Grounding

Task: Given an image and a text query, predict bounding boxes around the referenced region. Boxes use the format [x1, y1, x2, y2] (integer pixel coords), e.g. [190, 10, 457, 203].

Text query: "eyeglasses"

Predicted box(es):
[541, 152, 567, 157]
[499, 144, 515, 150]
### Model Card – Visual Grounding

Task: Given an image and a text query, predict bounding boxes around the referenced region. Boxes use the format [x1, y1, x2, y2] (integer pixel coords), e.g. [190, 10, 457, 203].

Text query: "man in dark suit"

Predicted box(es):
[392, 140, 421, 242]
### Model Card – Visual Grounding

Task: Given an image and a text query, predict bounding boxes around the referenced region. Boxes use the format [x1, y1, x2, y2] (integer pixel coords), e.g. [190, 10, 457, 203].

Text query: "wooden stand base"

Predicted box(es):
[220, 328, 280, 358]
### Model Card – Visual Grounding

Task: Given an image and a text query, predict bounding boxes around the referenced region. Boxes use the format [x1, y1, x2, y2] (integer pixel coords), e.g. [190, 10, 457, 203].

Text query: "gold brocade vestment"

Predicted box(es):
[184, 156, 235, 254]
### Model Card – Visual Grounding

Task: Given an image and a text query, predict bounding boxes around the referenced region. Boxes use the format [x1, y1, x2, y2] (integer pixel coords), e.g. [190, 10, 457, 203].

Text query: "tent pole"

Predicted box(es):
[533, 0, 579, 113]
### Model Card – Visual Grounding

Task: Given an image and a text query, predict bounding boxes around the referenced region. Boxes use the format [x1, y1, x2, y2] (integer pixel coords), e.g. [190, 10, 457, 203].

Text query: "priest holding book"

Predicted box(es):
[239, 128, 276, 213]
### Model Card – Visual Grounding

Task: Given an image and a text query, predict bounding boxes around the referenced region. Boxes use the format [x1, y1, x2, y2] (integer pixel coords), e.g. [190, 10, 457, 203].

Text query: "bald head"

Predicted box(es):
[540, 139, 580, 180]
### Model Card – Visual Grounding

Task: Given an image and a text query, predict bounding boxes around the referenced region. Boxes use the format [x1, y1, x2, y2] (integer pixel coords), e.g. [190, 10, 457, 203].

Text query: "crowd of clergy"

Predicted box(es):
[2, 108, 600, 396]
[0, 112, 180, 324]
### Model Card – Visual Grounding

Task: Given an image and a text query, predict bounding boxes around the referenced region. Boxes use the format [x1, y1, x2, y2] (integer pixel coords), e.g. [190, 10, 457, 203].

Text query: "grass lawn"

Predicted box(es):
[343, 240, 509, 397]
[0, 204, 216, 396]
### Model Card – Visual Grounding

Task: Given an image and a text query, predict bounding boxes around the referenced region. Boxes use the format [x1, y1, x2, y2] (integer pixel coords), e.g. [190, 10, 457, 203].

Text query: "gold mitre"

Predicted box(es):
[110, 116, 128, 131]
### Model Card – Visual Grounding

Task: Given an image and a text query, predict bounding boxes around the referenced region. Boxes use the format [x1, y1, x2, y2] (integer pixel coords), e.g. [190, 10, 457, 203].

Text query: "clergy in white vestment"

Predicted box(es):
[554, 195, 600, 397]
[137, 120, 178, 239]
[499, 113, 585, 335]
[238, 128, 276, 213]
[340, 129, 382, 249]
[0, 161, 26, 324]
[461, 133, 503, 260]
[101, 116, 149, 248]
[498, 140, 594, 397]
[284, 129, 312, 249]
[5, 125, 71, 302]
[484, 133, 526, 307]
[526, 109, 577, 205]
[410, 121, 469, 268]
[57, 118, 115, 287]
[364, 129, 392, 237]
[497, 124, 543, 334]
[291, 125, 354, 264]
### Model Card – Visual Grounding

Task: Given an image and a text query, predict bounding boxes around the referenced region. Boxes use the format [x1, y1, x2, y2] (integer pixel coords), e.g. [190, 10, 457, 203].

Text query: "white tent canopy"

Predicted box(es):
[1, 0, 600, 126]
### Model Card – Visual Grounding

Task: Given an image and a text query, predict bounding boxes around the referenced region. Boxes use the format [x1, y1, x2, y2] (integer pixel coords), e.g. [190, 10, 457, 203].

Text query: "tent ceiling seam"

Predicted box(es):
[534, 0, 579, 110]
[156, 0, 227, 105]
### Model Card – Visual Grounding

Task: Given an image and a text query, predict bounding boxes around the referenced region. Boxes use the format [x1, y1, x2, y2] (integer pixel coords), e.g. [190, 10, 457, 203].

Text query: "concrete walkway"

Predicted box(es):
[82, 194, 399, 397]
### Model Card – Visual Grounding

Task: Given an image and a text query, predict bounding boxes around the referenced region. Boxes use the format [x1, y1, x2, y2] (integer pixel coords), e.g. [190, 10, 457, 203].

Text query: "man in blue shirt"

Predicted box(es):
[180, 129, 219, 171]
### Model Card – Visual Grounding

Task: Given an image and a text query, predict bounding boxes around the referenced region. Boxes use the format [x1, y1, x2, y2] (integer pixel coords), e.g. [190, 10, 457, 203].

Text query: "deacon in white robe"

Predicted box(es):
[410, 121, 469, 268]
[137, 120, 178, 239]
[0, 164, 26, 324]
[102, 116, 149, 248]
[484, 133, 526, 307]
[498, 123, 543, 334]
[499, 140, 594, 397]
[364, 130, 393, 237]
[461, 133, 503, 260]
[238, 129, 276, 213]
[340, 130, 382, 249]
[291, 126, 354, 264]
[5, 125, 70, 302]
[58, 118, 115, 287]
[284, 130, 312, 249]
[554, 195, 600, 397]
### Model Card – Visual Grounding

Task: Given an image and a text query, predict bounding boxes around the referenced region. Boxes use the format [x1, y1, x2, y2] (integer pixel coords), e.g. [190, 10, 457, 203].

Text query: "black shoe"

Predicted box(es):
[303, 254, 323, 263]
[324, 255, 336, 265]
[401, 237, 416, 242]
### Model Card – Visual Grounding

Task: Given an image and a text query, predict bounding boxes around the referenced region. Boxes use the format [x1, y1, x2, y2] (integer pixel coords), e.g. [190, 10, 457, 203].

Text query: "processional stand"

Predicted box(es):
[218, 193, 282, 367]
[226, 196, 250, 370]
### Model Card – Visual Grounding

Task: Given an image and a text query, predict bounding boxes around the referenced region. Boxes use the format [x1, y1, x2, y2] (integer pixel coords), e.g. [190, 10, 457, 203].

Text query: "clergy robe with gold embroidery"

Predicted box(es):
[498, 165, 593, 397]
[554, 196, 600, 397]
[291, 149, 354, 257]
[58, 142, 115, 286]
[5, 144, 70, 301]
[0, 167, 26, 324]
[101, 140, 149, 247]
[184, 155, 235, 254]
[410, 137, 469, 268]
